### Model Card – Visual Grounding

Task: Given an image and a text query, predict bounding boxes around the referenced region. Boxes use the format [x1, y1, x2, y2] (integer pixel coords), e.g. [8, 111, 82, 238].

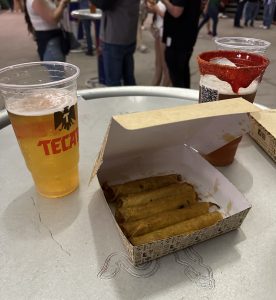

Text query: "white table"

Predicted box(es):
[0, 89, 276, 300]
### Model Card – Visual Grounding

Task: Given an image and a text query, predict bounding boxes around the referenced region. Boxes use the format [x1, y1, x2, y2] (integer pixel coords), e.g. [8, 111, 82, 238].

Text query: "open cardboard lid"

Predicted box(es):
[250, 109, 276, 137]
[91, 98, 260, 180]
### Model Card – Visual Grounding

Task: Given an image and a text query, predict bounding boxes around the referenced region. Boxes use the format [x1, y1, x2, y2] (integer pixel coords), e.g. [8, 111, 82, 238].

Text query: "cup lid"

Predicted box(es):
[214, 37, 271, 53]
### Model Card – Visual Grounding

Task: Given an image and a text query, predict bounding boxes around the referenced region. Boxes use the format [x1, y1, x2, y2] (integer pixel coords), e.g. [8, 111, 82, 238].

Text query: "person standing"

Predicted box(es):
[244, 0, 260, 27]
[198, 0, 224, 37]
[159, 0, 201, 88]
[79, 0, 94, 55]
[234, 0, 247, 28]
[24, 0, 70, 61]
[261, 0, 276, 29]
[100, 0, 140, 86]
[147, 0, 171, 86]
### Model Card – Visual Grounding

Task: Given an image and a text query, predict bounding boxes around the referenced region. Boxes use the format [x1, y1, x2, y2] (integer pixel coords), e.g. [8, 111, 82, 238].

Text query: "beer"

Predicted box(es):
[90, 4, 96, 13]
[6, 89, 79, 198]
[199, 74, 258, 104]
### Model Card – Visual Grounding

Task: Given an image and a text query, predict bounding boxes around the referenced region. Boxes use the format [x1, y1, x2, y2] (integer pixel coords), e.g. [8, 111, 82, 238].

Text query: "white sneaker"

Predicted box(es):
[218, 13, 227, 19]
[259, 25, 268, 29]
[138, 45, 147, 53]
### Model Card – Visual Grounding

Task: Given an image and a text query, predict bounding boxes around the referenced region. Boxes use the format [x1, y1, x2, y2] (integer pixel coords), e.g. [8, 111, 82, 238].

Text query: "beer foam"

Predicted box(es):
[6, 89, 77, 116]
[200, 74, 258, 95]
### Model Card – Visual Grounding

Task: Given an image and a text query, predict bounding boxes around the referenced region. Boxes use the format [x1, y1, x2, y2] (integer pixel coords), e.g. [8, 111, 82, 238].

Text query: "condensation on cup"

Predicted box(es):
[0, 62, 80, 198]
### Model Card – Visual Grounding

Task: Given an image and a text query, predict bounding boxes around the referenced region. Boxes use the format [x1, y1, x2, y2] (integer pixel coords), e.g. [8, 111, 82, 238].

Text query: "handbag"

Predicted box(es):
[90, 0, 116, 11]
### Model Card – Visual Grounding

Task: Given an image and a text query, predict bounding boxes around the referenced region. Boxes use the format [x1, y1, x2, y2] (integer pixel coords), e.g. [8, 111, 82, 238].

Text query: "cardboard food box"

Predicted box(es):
[92, 98, 260, 265]
[249, 109, 276, 162]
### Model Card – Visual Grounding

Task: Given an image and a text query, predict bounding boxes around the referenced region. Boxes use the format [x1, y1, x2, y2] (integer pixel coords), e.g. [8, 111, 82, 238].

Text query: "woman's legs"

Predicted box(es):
[198, 13, 210, 33]
[152, 36, 163, 86]
[160, 42, 171, 87]
[43, 37, 65, 62]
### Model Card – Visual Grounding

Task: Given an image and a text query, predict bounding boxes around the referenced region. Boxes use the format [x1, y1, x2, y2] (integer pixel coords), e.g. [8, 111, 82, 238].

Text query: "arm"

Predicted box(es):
[146, 1, 166, 17]
[161, 0, 184, 18]
[204, 0, 210, 14]
[32, 0, 69, 25]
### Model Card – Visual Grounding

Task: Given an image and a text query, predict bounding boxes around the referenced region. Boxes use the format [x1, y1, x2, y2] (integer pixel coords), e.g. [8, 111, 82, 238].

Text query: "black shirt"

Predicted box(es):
[162, 0, 201, 51]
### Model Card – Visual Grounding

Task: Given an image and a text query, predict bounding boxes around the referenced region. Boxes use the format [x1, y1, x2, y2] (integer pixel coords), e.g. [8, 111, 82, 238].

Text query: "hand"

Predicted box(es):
[146, 0, 157, 12]
[58, 0, 69, 9]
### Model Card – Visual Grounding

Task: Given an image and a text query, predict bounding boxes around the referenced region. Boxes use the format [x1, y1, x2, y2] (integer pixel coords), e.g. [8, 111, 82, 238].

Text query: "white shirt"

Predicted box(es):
[154, 1, 166, 37]
[26, 0, 59, 31]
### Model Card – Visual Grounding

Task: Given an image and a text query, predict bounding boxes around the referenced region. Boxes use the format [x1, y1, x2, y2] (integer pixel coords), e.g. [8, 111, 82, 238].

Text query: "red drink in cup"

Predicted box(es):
[197, 50, 269, 166]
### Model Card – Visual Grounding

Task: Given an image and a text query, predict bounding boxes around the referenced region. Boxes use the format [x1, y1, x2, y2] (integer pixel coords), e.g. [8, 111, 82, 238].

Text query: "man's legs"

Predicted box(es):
[165, 47, 192, 88]
[209, 8, 219, 36]
[263, 4, 270, 27]
[198, 13, 210, 33]
[82, 19, 93, 55]
[102, 42, 124, 86]
[234, 1, 245, 27]
[122, 42, 136, 86]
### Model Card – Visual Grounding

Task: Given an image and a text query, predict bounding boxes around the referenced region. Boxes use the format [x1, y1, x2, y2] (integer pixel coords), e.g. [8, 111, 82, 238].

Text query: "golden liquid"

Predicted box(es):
[8, 103, 79, 198]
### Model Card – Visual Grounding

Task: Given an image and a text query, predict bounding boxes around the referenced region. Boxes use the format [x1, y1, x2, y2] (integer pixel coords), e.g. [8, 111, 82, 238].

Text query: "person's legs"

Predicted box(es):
[198, 13, 210, 32]
[122, 42, 136, 86]
[267, 3, 276, 28]
[165, 47, 192, 88]
[263, 4, 269, 27]
[43, 37, 65, 62]
[250, 3, 259, 26]
[160, 42, 171, 87]
[244, 2, 252, 26]
[152, 36, 163, 86]
[102, 42, 123, 86]
[42, 38, 66, 80]
[209, 8, 218, 36]
[82, 19, 93, 55]
[234, 2, 245, 27]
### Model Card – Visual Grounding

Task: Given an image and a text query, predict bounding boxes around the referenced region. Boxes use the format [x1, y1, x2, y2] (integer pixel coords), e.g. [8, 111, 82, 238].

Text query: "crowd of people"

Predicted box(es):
[1, 0, 275, 89]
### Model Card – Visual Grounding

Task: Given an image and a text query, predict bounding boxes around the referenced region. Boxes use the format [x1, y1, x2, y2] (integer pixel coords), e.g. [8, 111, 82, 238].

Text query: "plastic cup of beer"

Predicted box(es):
[197, 50, 269, 166]
[0, 62, 80, 198]
[214, 37, 271, 55]
[90, 4, 96, 13]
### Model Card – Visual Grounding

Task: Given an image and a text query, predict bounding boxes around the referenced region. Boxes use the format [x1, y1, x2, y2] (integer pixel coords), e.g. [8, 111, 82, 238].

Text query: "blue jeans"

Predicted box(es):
[102, 42, 136, 86]
[43, 37, 65, 62]
[244, 2, 259, 26]
[263, 3, 276, 28]
[82, 19, 93, 52]
[198, 5, 219, 37]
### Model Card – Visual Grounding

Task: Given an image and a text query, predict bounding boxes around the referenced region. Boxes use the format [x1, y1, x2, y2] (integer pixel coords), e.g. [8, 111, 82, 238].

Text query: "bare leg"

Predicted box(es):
[151, 35, 162, 86]
[160, 42, 171, 87]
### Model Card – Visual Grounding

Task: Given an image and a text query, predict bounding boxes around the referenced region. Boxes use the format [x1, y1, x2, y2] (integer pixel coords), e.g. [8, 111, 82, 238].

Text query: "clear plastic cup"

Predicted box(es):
[214, 37, 271, 55]
[197, 50, 270, 166]
[0, 62, 80, 198]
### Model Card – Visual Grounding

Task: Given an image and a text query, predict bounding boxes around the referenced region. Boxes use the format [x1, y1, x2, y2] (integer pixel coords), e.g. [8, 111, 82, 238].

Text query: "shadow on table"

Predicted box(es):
[88, 179, 246, 299]
[217, 158, 254, 194]
[3, 185, 81, 239]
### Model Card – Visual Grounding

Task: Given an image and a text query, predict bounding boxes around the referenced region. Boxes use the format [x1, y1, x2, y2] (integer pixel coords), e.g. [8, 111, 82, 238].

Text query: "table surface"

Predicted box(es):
[0, 94, 276, 300]
[71, 8, 102, 20]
